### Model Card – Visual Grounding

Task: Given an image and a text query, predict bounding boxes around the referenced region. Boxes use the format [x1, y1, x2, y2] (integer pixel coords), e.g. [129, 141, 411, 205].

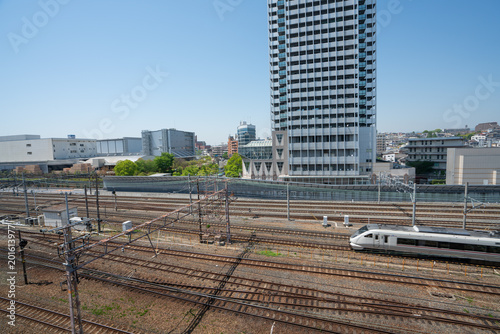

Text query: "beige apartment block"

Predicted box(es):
[446, 148, 500, 185]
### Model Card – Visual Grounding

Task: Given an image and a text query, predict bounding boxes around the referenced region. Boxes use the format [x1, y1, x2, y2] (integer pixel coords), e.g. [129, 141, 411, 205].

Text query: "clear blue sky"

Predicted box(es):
[0, 1, 499, 145]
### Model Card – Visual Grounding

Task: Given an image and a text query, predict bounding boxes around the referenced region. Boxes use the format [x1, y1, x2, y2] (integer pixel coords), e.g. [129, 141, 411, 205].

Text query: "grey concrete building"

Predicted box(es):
[446, 148, 500, 185]
[97, 137, 142, 156]
[141, 129, 195, 158]
[268, 0, 376, 184]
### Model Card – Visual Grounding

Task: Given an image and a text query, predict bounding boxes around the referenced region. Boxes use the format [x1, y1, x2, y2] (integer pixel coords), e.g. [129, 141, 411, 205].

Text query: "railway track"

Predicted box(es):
[10, 254, 395, 334]
[17, 235, 500, 297]
[3, 191, 500, 333]
[4, 192, 500, 214]
[6, 250, 500, 334]
[1, 202, 499, 232]
[0, 297, 134, 333]
[2, 192, 500, 229]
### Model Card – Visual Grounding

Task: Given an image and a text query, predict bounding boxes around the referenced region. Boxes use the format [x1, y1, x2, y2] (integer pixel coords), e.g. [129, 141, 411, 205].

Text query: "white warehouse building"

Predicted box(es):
[0, 135, 97, 173]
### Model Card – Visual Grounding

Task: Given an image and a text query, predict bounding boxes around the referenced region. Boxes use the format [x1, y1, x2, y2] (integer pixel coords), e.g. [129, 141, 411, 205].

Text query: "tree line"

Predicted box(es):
[114, 153, 243, 177]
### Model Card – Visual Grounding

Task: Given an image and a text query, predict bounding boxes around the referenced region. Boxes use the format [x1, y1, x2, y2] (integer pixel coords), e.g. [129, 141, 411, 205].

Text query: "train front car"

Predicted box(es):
[349, 225, 371, 250]
[350, 224, 500, 264]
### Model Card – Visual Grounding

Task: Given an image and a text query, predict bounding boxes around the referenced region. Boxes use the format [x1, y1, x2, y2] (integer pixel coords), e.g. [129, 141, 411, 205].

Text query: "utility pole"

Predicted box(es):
[197, 180, 202, 243]
[287, 182, 290, 221]
[461, 183, 486, 230]
[22, 173, 29, 219]
[31, 190, 38, 220]
[463, 182, 468, 229]
[95, 173, 101, 233]
[84, 185, 89, 219]
[225, 181, 231, 244]
[411, 183, 416, 227]
[63, 193, 83, 334]
[377, 172, 381, 204]
[204, 175, 208, 196]
[113, 190, 117, 212]
[18, 231, 28, 285]
[384, 173, 417, 226]
[14, 173, 17, 196]
[188, 175, 192, 214]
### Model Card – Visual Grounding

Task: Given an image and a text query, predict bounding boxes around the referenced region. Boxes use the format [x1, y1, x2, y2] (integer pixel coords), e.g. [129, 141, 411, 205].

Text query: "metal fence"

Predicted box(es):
[103, 176, 500, 204]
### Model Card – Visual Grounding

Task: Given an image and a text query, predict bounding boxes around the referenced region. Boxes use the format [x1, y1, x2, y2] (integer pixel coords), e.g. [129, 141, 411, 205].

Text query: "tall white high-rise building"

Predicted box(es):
[268, 0, 376, 184]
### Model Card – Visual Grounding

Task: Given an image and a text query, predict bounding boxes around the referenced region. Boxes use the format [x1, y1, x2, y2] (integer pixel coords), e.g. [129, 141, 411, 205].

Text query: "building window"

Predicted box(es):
[26, 144, 31, 147]
[27, 152, 32, 155]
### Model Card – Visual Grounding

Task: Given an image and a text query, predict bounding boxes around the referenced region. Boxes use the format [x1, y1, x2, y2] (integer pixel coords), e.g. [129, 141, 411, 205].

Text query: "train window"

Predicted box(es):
[473, 245, 487, 253]
[365, 234, 373, 238]
[450, 243, 464, 250]
[351, 226, 368, 238]
[487, 246, 500, 253]
[463, 244, 475, 251]
[374, 235, 379, 240]
[384, 236, 388, 243]
[417, 240, 426, 246]
[438, 242, 450, 249]
[397, 238, 416, 246]
[424, 240, 438, 247]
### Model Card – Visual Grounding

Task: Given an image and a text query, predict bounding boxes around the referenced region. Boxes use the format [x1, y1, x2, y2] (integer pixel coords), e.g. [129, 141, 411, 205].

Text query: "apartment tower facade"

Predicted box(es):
[268, 0, 376, 184]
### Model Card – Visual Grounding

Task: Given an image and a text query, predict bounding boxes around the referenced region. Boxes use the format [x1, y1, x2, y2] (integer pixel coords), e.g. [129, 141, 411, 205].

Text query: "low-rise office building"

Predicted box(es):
[406, 137, 466, 181]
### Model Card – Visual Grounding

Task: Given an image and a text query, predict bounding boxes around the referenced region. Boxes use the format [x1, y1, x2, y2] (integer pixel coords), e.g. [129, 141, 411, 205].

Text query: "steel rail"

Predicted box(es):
[15, 254, 500, 333]
[0, 297, 135, 333]
[3, 250, 500, 332]
[72, 189, 227, 270]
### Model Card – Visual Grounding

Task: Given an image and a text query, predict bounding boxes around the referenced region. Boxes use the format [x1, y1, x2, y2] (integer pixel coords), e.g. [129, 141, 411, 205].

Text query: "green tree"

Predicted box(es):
[135, 159, 157, 175]
[181, 165, 200, 176]
[222, 152, 229, 159]
[114, 160, 138, 176]
[459, 132, 477, 140]
[224, 153, 242, 178]
[406, 161, 434, 175]
[199, 163, 219, 176]
[154, 153, 175, 173]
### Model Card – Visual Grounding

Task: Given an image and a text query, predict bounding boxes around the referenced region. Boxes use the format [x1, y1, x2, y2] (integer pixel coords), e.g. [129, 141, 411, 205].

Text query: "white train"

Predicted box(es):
[350, 224, 500, 263]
